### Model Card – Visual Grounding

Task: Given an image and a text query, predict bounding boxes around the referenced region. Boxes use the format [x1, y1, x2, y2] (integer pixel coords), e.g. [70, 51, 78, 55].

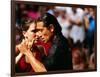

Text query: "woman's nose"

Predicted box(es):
[36, 31, 42, 37]
[35, 32, 41, 39]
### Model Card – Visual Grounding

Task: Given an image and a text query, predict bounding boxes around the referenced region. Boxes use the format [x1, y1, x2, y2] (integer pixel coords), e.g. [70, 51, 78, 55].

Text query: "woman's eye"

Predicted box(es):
[25, 36, 28, 39]
[31, 30, 37, 33]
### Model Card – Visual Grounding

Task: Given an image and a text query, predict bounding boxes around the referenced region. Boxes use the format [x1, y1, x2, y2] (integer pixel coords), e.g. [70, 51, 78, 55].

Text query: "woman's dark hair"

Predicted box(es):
[19, 17, 35, 41]
[21, 17, 34, 31]
[36, 13, 62, 35]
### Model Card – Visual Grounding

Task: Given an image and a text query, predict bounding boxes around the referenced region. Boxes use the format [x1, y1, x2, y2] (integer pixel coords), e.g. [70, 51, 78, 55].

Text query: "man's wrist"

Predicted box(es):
[24, 50, 33, 57]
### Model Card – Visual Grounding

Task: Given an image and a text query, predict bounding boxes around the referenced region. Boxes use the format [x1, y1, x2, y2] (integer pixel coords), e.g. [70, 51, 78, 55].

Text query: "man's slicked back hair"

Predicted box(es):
[36, 13, 62, 35]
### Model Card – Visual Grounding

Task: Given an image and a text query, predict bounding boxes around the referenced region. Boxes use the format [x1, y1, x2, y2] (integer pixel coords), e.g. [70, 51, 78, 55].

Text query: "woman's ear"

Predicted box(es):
[49, 24, 54, 32]
[22, 31, 26, 37]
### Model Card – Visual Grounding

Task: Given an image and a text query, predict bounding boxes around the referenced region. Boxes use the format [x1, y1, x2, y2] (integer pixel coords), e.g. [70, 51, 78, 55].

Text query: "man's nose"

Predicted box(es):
[36, 32, 42, 38]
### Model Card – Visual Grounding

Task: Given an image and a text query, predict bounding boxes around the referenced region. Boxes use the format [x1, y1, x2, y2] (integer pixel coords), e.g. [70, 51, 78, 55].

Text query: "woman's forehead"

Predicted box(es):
[29, 22, 35, 29]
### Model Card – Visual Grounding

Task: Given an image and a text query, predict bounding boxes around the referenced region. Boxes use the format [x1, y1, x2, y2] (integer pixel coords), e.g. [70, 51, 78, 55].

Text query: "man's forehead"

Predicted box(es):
[36, 21, 44, 29]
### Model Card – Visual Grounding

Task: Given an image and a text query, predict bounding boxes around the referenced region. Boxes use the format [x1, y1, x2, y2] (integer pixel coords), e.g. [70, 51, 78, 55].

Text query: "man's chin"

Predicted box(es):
[41, 39, 48, 43]
[43, 41, 46, 43]
[42, 40, 47, 43]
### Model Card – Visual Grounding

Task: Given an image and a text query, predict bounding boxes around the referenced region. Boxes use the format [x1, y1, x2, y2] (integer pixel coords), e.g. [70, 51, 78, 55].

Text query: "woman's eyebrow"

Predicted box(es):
[31, 29, 40, 33]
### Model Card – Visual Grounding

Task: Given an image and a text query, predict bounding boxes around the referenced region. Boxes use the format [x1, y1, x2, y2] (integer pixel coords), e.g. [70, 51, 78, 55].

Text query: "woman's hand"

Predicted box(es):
[18, 39, 30, 54]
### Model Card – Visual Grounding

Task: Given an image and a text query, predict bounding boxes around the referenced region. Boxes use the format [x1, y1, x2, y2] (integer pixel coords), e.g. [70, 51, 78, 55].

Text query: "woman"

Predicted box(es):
[15, 19, 46, 73]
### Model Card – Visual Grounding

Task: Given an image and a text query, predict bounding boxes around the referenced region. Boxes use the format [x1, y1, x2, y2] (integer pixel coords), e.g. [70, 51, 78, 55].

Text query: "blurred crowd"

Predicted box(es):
[15, 4, 96, 71]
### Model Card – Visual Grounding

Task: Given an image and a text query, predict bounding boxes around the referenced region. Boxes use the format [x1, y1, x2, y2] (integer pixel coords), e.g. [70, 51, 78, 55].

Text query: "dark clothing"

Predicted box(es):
[16, 34, 72, 72]
[42, 34, 73, 71]
[85, 16, 95, 56]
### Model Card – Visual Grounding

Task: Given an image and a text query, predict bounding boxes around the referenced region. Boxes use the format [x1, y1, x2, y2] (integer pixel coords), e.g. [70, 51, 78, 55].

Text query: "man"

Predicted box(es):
[35, 13, 72, 71]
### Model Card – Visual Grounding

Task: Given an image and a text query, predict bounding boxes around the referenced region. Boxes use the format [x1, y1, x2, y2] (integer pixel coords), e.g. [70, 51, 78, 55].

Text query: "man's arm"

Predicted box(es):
[18, 41, 47, 72]
[24, 50, 47, 72]
[17, 38, 47, 72]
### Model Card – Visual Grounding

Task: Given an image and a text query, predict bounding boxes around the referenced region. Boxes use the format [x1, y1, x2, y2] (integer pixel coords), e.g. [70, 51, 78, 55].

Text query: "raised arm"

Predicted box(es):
[18, 40, 47, 72]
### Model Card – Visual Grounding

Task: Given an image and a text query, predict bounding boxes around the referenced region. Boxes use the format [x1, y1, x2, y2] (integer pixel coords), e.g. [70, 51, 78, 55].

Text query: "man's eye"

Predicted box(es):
[40, 29, 43, 32]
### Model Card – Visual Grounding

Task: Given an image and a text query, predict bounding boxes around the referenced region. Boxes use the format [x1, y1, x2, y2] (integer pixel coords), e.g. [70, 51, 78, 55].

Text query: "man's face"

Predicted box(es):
[36, 21, 53, 43]
[23, 22, 36, 42]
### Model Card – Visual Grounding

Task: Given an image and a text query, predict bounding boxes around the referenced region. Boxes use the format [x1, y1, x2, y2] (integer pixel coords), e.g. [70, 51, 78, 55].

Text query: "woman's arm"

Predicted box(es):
[15, 53, 23, 64]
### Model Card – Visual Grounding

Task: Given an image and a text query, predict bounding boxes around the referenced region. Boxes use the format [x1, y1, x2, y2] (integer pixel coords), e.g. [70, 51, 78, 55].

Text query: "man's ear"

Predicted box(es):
[49, 24, 54, 32]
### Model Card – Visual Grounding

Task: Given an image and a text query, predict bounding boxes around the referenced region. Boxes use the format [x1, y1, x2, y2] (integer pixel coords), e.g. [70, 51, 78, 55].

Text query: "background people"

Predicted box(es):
[15, 4, 96, 72]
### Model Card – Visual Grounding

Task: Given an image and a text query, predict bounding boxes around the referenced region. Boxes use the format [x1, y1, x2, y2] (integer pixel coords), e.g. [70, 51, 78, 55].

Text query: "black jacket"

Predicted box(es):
[42, 34, 72, 71]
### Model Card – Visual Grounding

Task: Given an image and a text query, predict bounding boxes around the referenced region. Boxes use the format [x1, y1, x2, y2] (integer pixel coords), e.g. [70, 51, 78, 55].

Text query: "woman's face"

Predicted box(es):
[23, 22, 36, 42]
